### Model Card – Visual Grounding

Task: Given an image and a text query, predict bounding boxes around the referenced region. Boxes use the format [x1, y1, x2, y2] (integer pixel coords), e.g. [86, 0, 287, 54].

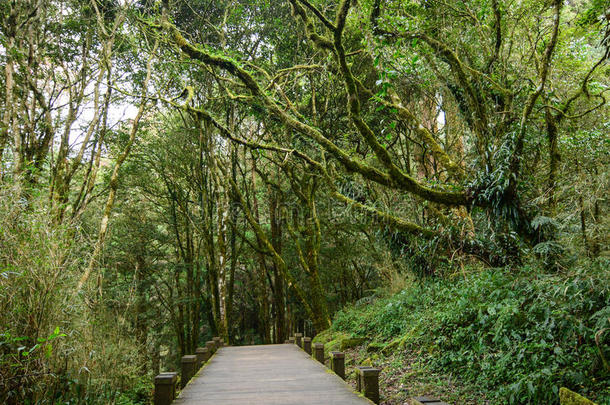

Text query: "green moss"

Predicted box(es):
[312, 329, 342, 344]
[366, 342, 385, 352]
[314, 330, 351, 353]
[340, 337, 365, 351]
[314, 330, 367, 352]
[381, 335, 409, 355]
[559, 388, 597, 405]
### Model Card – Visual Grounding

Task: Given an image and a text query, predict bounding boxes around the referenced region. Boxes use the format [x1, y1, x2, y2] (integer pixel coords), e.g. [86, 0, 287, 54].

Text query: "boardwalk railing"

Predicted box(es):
[153, 332, 452, 405]
[287, 331, 453, 405]
[288, 335, 380, 404]
[153, 336, 224, 405]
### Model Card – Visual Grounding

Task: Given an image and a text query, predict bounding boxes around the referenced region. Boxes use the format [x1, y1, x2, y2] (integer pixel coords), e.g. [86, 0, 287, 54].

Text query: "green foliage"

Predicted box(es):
[1, 0, 608, 402]
[0, 183, 151, 404]
[114, 376, 153, 405]
[329, 261, 610, 404]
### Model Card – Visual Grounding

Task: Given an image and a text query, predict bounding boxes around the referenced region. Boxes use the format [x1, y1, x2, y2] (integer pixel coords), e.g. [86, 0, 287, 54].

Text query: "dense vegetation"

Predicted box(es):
[317, 262, 609, 403]
[0, 0, 608, 404]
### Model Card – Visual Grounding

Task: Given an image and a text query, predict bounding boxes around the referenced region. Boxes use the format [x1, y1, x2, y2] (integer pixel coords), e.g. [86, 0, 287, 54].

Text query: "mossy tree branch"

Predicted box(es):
[158, 17, 470, 206]
[168, 94, 439, 240]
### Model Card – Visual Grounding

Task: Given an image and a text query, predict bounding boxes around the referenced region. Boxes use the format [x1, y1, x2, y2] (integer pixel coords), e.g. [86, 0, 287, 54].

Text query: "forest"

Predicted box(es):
[0, 0, 608, 404]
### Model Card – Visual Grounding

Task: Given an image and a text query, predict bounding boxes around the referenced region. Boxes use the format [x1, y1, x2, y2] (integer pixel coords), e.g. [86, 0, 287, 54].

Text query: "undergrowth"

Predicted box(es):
[324, 261, 610, 404]
[0, 186, 151, 404]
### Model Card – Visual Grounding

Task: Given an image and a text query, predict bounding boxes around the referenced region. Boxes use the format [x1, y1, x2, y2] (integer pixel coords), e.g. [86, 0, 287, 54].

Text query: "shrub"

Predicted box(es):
[329, 262, 610, 404]
[0, 184, 150, 404]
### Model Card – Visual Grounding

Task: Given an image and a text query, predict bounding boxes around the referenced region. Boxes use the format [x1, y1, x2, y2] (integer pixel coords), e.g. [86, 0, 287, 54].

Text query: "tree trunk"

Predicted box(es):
[269, 186, 286, 343]
[135, 254, 148, 375]
[545, 108, 560, 217]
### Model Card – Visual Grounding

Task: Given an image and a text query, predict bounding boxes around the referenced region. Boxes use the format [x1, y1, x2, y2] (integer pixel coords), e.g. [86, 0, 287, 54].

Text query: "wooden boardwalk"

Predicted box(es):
[174, 344, 373, 404]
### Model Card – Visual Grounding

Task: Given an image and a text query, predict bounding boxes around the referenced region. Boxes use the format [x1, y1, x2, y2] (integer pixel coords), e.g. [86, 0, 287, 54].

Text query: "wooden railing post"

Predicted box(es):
[330, 351, 345, 380]
[213, 336, 223, 349]
[288, 336, 295, 344]
[295, 332, 303, 348]
[153, 372, 177, 405]
[303, 337, 312, 355]
[205, 340, 216, 355]
[356, 367, 370, 392]
[313, 342, 324, 364]
[357, 366, 381, 404]
[195, 347, 209, 369]
[181, 355, 197, 388]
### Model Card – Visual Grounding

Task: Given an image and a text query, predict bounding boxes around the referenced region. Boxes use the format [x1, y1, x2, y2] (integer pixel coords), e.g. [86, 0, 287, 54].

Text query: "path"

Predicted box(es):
[174, 344, 373, 404]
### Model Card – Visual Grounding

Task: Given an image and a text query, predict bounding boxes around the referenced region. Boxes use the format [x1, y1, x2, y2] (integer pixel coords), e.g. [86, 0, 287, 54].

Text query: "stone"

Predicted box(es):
[340, 337, 365, 351]
[412, 396, 451, 405]
[559, 387, 597, 405]
[366, 342, 385, 353]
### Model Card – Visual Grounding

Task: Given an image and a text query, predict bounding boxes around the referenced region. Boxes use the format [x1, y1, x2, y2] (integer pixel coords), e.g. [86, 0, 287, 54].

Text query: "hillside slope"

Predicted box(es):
[315, 262, 610, 404]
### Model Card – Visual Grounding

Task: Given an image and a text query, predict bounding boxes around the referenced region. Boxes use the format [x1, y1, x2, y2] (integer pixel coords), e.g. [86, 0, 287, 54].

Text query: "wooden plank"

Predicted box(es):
[174, 344, 373, 405]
